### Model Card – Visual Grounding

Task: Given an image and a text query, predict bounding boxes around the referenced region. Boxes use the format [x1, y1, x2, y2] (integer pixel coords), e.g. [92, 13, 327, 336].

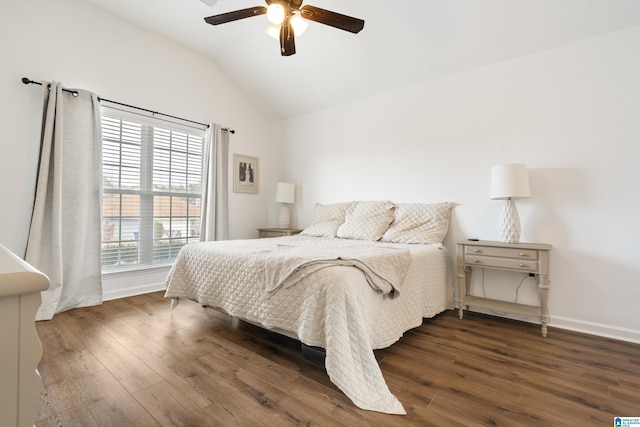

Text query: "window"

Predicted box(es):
[100, 105, 205, 272]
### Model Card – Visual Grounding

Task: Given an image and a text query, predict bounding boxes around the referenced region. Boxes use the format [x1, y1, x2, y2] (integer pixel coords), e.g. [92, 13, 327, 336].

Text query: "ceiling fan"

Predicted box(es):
[204, 0, 365, 56]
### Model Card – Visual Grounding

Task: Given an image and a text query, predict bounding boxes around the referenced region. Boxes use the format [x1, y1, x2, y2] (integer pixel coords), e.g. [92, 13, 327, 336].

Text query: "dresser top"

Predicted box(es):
[0, 244, 50, 297]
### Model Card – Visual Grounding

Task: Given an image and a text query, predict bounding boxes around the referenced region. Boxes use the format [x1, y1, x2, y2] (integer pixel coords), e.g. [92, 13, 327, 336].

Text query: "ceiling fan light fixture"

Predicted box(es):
[289, 12, 308, 36]
[266, 23, 281, 39]
[266, 3, 285, 25]
[203, 1, 365, 56]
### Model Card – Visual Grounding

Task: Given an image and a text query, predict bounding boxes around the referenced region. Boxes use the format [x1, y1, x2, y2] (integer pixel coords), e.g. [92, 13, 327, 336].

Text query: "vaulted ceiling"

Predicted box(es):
[80, 0, 640, 121]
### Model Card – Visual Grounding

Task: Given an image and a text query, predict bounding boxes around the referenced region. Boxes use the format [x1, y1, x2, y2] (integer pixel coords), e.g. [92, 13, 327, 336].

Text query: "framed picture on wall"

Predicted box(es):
[233, 154, 259, 194]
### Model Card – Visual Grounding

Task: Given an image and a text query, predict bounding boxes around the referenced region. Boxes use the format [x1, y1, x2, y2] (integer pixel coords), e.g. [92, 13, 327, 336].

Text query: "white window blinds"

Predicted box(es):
[100, 105, 205, 272]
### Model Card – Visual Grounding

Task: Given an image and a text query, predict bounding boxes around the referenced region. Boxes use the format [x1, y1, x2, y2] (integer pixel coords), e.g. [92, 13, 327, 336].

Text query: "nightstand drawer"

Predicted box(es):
[257, 228, 303, 238]
[465, 245, 539, 260]
[259, 230, 287, 238]
[464, 254, 539, 272]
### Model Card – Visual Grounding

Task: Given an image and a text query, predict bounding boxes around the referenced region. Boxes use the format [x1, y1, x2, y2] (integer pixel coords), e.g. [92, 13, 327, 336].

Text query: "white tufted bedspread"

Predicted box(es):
[164, 235, 452, 414]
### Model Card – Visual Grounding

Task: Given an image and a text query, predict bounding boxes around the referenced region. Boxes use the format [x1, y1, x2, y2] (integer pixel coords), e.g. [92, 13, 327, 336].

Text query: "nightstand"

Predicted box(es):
[257, 228, 303, 238]
[456, 240, 552, 337]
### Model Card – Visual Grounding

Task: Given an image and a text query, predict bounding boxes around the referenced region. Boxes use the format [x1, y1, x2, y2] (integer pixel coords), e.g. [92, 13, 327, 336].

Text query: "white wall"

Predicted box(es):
[271, 26, 640, 343]
[0, 0, 272, 299]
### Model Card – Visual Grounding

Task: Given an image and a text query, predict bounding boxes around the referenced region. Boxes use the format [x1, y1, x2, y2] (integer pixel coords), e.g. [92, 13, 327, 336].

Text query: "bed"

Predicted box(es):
[164, 201, 454, 415]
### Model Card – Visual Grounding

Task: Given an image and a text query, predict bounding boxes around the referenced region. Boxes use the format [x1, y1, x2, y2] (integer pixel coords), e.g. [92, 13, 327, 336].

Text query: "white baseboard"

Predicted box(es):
[550, 315, 640, 345]
[464, 307, 640, 345]
[102, 282, 166, 302]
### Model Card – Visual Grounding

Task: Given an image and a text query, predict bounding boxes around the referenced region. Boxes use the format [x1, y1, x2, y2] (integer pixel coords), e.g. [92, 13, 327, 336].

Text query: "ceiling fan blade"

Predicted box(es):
[300, 5, 364, 34]
[204, 6, 267, 26]
[280, 18, 296, 56]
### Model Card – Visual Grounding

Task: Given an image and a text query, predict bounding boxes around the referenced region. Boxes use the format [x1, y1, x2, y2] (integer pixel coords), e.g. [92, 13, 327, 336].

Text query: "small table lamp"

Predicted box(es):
[490, 164, 530, 243]
[275, 182, 295, 229]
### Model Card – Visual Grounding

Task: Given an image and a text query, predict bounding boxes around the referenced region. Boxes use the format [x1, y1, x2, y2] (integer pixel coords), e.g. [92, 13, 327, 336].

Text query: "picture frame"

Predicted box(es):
[233, 154, 259, 194]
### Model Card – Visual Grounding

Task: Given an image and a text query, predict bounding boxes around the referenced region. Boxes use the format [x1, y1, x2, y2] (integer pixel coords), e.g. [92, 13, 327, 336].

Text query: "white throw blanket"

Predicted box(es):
[263, 244, 410, 297]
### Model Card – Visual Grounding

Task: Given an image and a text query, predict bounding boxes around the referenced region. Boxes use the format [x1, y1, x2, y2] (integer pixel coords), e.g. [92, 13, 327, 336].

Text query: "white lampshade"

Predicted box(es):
[275, 182, 295, 204]
[490, 164, 530, 200]
[289, 13, 308, 36]
[265, 23, 280, 39]
[490, 164, 530, 244]
[267, 3, 285, 25]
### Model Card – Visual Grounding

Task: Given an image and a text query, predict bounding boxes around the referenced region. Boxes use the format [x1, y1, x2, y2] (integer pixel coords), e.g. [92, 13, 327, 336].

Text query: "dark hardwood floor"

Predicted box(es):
[34, 291, 639, 426]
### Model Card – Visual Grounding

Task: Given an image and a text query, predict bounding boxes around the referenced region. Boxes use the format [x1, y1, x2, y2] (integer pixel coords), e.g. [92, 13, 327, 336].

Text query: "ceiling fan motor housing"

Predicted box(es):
[266, 0, 303, 9]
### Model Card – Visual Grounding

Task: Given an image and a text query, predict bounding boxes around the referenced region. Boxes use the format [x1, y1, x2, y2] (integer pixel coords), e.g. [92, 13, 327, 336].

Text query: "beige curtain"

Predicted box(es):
[26, 82, 103, 320]
[200, 124, 229, 241]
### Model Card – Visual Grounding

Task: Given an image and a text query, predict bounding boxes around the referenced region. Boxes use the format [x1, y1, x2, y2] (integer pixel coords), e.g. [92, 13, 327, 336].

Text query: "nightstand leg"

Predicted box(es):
[538, 274, 551, 337]
[457, 265, 464, 319]
[457, 266, 471, 319]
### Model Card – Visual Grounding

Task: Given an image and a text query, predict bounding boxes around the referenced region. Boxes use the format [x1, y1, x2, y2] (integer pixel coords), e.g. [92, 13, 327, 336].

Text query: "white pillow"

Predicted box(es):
[300, 202, 354, 237]
[381, 202, 454, 244]
[337, 201, 396, 241]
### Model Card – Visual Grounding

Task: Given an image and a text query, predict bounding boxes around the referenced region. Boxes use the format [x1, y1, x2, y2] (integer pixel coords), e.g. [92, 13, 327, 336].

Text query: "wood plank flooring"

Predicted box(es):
[34, 291, 639, 426]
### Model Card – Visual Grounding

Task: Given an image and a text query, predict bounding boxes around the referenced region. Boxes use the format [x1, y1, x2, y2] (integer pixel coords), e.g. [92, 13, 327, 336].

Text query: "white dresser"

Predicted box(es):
[0, 244, 49, 427]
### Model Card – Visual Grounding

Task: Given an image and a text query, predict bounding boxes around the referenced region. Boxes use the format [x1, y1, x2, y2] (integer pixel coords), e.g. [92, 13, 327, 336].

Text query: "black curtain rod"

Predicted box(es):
[21, 77, 236, 134]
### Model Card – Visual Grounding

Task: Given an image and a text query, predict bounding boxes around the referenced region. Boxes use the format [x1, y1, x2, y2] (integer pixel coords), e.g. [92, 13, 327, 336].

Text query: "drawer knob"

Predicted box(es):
[474, 259, 481, 264]
[519, 263, 526, 268]
[519, 252, 526, 257]
[474, 249, 481, 253]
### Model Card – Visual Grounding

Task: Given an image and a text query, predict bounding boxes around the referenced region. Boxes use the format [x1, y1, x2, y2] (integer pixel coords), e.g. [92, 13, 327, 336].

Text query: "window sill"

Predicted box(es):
[102, 263, 173, 278]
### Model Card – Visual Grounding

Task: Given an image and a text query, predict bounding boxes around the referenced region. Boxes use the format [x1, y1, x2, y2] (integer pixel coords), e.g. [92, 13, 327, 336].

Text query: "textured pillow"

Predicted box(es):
[300, 202, 354, 237]
[381, 202, 453, 244]
[336, 201, 396, 241]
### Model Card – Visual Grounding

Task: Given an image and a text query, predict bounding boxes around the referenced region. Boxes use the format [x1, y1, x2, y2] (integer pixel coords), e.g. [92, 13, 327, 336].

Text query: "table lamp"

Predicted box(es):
[490, 164, 530, 243]
[275, 182, 295, 229]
